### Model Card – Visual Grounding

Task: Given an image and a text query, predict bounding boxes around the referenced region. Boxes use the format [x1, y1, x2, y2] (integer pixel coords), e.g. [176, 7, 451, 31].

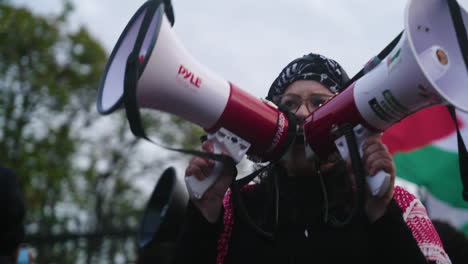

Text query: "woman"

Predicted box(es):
[173, 53, 451, 264]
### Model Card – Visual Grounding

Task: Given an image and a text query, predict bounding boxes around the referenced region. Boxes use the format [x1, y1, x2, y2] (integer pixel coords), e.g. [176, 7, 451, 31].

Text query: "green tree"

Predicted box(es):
[0, 2, 203, 263]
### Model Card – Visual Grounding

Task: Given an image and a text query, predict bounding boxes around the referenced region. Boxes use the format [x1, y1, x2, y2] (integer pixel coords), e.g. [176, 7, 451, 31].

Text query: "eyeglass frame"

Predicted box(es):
[275, 93, 335, 113]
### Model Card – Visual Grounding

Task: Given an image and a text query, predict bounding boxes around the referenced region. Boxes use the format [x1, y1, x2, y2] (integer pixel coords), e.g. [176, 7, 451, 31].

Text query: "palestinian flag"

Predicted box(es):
[382, 105, 468, 236]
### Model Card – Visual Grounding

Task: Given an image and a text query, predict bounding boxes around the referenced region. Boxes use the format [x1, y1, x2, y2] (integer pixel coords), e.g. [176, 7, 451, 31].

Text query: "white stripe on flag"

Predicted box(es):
[420, 187, 468, 229]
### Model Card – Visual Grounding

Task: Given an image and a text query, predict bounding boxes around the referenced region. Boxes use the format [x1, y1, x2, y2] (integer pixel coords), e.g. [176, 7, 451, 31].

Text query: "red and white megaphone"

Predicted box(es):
[303, 0, 468, 196]
[96, 0, 296, 199]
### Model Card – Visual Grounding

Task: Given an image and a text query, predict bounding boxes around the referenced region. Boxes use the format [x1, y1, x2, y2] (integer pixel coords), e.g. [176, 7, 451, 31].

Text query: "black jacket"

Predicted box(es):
[173, 185, 432, 264]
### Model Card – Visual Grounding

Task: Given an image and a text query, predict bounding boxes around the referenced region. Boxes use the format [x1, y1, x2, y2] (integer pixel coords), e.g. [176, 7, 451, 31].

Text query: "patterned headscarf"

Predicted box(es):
[266, 53, 350, 101]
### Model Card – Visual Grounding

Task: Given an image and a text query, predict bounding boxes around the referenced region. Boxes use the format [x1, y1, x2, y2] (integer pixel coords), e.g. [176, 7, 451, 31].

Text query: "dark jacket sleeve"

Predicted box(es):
[171, 200, 223, 264]
[367, 199, 432, 264]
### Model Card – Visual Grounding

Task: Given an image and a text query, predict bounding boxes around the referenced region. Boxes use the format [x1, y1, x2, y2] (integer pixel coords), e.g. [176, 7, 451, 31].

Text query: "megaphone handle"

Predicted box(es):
[185, 143, 225, 199]
[334, 124, 391, 197]
[366, 170, 391, 197]
[185, 128, 250, 199]
[355, 126, 391, 197]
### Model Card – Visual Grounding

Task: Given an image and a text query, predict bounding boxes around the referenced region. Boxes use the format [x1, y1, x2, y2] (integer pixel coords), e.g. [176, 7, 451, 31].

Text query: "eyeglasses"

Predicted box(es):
[277, 93, 333, 113]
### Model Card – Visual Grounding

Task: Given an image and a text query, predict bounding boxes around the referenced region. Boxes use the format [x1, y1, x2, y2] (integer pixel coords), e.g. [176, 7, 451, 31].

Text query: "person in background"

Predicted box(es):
[0, 165, 34, 264]
[172, 53, 451, 264]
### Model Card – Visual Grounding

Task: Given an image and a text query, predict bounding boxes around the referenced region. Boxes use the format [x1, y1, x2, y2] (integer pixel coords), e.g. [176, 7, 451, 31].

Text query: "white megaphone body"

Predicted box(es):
[97, 1, 295, 199]
[303, 0, 468, 197]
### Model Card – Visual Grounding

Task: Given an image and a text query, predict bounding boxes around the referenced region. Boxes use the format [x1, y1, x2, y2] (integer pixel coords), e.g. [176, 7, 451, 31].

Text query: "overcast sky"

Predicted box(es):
[14, 0, 468, 99]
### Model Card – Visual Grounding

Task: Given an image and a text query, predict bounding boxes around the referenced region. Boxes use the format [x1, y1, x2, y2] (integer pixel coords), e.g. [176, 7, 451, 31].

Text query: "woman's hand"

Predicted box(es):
[185, 140, 237, 223]
[361, 133, 396, 223]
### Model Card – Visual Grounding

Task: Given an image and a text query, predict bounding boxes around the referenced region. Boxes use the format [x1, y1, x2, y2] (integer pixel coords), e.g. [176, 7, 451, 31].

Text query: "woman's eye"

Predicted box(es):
[282, 100, 298, 109]
[310, 99, 326, 107]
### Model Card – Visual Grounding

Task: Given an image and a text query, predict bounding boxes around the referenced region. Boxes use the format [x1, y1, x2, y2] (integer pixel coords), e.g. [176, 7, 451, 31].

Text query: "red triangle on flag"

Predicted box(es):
[382, 105, 463, 154]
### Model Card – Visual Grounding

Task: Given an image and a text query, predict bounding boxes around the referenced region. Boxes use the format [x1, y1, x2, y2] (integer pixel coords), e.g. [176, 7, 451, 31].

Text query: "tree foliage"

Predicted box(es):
[0, 2, 203, 263]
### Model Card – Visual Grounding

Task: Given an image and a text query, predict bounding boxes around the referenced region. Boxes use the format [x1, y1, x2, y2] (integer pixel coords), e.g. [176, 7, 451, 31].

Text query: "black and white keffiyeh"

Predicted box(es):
[266, 53, 350, 101]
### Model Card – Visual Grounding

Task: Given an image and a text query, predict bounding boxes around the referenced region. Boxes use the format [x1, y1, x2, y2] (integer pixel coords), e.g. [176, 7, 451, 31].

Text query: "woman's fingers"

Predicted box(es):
[185, 157, 214, 180]
[362, 136, 389, 158]
[367, 157, 395, 176]
[201, 140, 214, 153]
[362, 135, 394, 176]
[185, 140, 217, 180]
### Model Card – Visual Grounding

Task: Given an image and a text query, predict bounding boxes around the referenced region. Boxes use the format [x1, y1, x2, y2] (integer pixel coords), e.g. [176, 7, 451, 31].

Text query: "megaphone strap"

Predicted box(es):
[343, 31, 403, 89]
[161, 0, 175, 26]
[322, 124, 364, 228]
[123, 0, 161, 142]
[447, 106, 468, 201]
[446, 0, 468, 202]
[447, 0, 468, 72]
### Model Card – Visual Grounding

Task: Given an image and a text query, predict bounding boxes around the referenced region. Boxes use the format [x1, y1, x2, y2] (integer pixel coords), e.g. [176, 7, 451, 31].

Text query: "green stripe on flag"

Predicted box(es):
[393, 145, 468, 209]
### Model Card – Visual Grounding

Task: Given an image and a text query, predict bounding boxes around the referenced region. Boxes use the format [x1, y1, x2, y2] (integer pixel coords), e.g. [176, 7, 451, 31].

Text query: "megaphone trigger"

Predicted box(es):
[185, 128, 251, 199]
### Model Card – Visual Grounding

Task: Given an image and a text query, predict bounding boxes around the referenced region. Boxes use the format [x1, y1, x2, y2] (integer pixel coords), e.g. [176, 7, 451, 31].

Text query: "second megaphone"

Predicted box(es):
[96, 0, 297, 198]
[302, 0, 468, 197]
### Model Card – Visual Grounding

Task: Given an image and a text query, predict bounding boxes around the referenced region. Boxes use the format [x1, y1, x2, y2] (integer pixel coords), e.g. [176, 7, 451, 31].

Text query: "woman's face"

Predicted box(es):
[277, 80, 334, 176]
[278, 79, 334, 122]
